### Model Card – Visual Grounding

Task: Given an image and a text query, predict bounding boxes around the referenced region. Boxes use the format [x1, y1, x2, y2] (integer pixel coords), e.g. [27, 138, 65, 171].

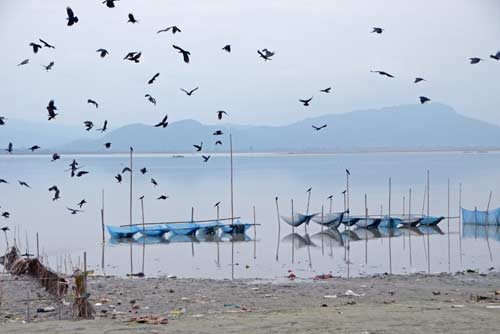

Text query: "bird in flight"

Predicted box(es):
[87, 99, 99, 108]
[173, 45, 190, 63]
[127, 13, 138, 23]
[213, 130, 223, 136]
[104, 142, 112, 149]
[29, 42, 42, 54]
[145, 94, 157, 106]
[180, 87, 199, 96]
[214, 201, 221, 208]
[414, 77, 426, 83]
[193, 142, 203, 152]
[312, 124, 327, 131]
[222, 45, 231, 53]
[490, 51, 500, 60]
[51, 153, 60, 162]
[102, 0, 118, 8]
[96, 49, 109, 58]
[419, 96, 431, 104]
[66, 7, 79, 26]
[202, 155, 211, 162]
[47, 100, 58, 120]
[39, 39, 55, 49]
[124, 52, 142, 63]
[17, 59, 29, 66]
[371, 70, 394, 78]
[97, 120, 108, 132]
[83, 121, 94, 131]
[18, 180, 31, 188]
[371, 27, 384, 34]
[154, 115, 168, 128]
[158, 26, 181, 34]
[469, 57, 482, 64]
[76, 171, 89, 177]
[320, 87, 331, 93]
[148, 73, 160, 84]
[140, 167, 148, 174]
[2, 212, 10, 219]
[217, 111, 228, 120]
[77, 199, 87, 208]
[67, 207, 83, 215]
[0, 179, 8, 184]
[42, 61, 54, 71]
[157, 195, 168, 200]
[29, 145, 40, 152]
[0, 117, 7, 125]
[151, 178, 158, 187]
[257, 49, 274, 61]
[299, 97, 313, 106]
[48, 185, 60, 201]
[122, 167, 131, 173]
[215, 140, 222, 145]
[115, 174, 122, 183]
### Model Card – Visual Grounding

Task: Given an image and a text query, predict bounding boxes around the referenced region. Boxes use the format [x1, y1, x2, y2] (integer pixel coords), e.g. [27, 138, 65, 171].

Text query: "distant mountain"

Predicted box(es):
[4, 103, 500, 153]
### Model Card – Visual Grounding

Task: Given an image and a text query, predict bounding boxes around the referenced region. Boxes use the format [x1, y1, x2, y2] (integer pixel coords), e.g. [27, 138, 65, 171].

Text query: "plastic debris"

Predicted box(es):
[36, 306, 55, 313]
[314, 273, 334, 280]
[324, 295, 337, 299]
[344, 290, 365, 297]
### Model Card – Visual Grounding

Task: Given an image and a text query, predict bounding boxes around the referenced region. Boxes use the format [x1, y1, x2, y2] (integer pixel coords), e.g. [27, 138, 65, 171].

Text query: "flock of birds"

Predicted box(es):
[1, 3, 500, 229]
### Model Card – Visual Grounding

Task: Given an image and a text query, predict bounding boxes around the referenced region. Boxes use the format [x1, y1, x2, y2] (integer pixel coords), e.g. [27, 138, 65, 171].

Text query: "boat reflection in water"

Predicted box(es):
[282, 233, 316, 249]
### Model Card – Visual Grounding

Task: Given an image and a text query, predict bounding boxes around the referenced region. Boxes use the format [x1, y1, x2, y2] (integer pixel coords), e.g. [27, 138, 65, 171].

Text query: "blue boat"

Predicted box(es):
[197, 221, 222, 235]
[354, 217, 381, 228]
[378, 217, 402, 228]
[139, 225, 170, 237]
[165, 223, 200, 236]
[106, 225, 140, 238]
[281, 213, 317, 227]
[220, 220, 253, 234]
[418, 216, 444, 226]
[341, 216, 361, 226]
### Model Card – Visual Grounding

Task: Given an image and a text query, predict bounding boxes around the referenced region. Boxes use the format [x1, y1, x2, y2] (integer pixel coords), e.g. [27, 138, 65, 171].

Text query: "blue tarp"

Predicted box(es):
[462, 208, 500, 225]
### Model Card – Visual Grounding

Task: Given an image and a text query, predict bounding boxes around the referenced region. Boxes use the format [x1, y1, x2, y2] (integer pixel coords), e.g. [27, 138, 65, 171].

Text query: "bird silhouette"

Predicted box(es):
[469, 57, 482, 64]
[97, 120, 108, 132]
[327, 195, 333, 200]
[42, 61, 54, 71]
[222, 45, 231, 53]
[76, 171, 89, 177]
[140, 167, 147, 174]
[83, 121, 94, 131]
[371, 27, 384, 34]
[490, 51, 500, 60]
[122, 167, 131, 173]
[48, 185, 60, 201]
[39, 39, 55, 49]
[115, 174, 122, 183]
[180, 87, 199, 96]
[66, 7, 79, 26]
[102, 0, 118, 8]
[0, 179, 8, 184]
[77, 199, 87, 208]
[216, 111, 228, 120]
[299, 97, 313, 106]
[306, 187, 312, 193]
[47, 100, 58, 120]
[127, 13, 138, 23]
[29, 42, 42, 53]
[158, 26, 181, 34]
[346, 169, 350, 175]
[257, 50, 273, 61]
[6, 142, 13, 153]
[17, 59, 29, 66]
[173, 45, 190, 63]
[371, 70, 394, 78]
[96, 49, 109, 58]
[124, 52, 142, 63]
[419, 96, 431, 104]
[414, 77, 426, 83]
[29, 145, 40, 152]
[51, 153, 60, 161]
[157, 195, 168, 200]
[202, 155, 211, 162]
[87, 99, 98, 108]
[145, 94, 156, 106]
[154, 115, 168, 128]
[215, 140, 222, 145]
[151, 178, 158, 187]
[213, 130, 223, 136]
[320, 87, 331, 93]
[1, 226, 9, 232]
[0, 117, 5, 125]
[148, 73, 160, 84]
[193, 142, 203, 152]
[104, 142, 111, 148]
[1, 212, 10, 219]
[18, 180, 31, 188]
[312, 124, 327, 131]
[214, 201, 221, 207]
[67, 207, 83, 215]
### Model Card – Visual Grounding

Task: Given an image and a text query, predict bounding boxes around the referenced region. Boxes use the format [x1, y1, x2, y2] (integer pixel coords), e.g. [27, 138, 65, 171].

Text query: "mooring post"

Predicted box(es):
[388, 177, 392, 275]
[275, 197, 280, 262]
[36, 232, 39, 259]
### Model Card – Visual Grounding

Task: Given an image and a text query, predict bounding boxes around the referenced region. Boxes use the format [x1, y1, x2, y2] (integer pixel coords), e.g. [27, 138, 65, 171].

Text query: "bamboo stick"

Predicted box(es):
[275, 197, 280, 262]
[459, 183, 462, 264]
[230, 134, 234, 280]
[129, 147, 133, 275]
[388, 177, 392, 275]
[426, 170, 430, 274]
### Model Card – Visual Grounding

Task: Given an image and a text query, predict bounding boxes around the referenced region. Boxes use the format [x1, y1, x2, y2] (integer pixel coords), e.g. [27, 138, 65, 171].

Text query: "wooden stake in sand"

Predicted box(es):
[408, 188, 413, 268]
[253, 206, 257, 259]
[364, 194, 368, 264]
[426, 169, 431, 274]
[291, 199, 295, 264]
[447, 178, 451, 272]
[230, 134, 234, 280]
[101, 189, 105, 244]
[388, 177, 392, 275]
[346, 170, 350, 279]
[129, 147, 134, 275]
[36, 232, 39, 259]
[458, 183, 462, 264]
[141, 196, 145, 274]
[275, 197, 281, 261]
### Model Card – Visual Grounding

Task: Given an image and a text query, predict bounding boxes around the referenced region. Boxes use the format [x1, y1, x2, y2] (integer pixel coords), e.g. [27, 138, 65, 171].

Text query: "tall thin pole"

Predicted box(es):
[230, 134, 234, 280]
[253, 206, 256, 259]
[447, 178, 451, 272]
[346, 171, 350, 279]
[141, 197, 145, 274]
[426, 169, 430, 274]
[36, 233, 39, 259]
[388, 177, 392, 275]
[101, 189, 105, 244]
[191, 207, 195, 257]
[305, 188, 311, 234]
[364, 194, 368, 265]
[459, 183, 462, 264]
[329, 196, 333, 214]
[216, 203, 220, 267]
[129, 147, 133, 275]
[321, 205, 324, 256]
[275, 197, 280, 261]
[409, 188, 412, 268]
[291, 199, 295, 264]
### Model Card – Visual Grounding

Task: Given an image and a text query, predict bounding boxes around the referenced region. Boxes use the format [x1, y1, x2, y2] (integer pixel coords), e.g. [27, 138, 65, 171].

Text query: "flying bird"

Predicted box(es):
[97, 120, 108, 132]
[469, 57, 482, 64]
[2, 212, 10, 219]
[140, 167, 147, 174]
[213, 130, 223, 136]
[87, 99, 98, 108]
[29, 42, 42, 53]
[17, 59, 29, 66]
[180, 87, 199, 96]
[215, 140, 222, 145]
[257, 50, 273, 61]
[83, 121, 94, 131]
[148, 73, 160, 84]
[371, 70, 394, 78]
[222, 45, 231, 53]
[127, 13, 138, 23]
[39, 39, 55, 49]
[312, 124, 327, 131]
[29, 145, 40, 152]
[76, 171, 89, 177]
[157, 26, 181, 34]
[0, 117, 6, 125]
[67, 207, 83, 215]
[96, 49, 109, 58]
[124, 52, 142, 63]
[173, 45, 190, 63]
[0, 179, 8, 184]
[202, 155, 211, 162]
[371, 27, 384, 34]
[414, 77, 426, 83]
[66, 7, 79, 26]
[320, 87, 331, 93]
[115, 174, 122, 183]
[18, 180, 31, 188]
[145, 94, 156, 106]
[299, 97, 313, 106]
[78, 199, 87, 208]
[122, 167, 131, 173]
[41, 61, 54, 71]
[193, 142, 203, 152]
[419, 96, 431, 104]
[157, 195, 168, 200]
[47, 100, 58, 120]
[51, 153, 60, 161]
[217, 110, 228, 120]
[102, 0, 118, 8]
[151, 178, 158, 187]
[48, 185, 60, 201]
[490, 51, 500, 60]
[154, 115, 168, 128]
[104, 142, 111, 148]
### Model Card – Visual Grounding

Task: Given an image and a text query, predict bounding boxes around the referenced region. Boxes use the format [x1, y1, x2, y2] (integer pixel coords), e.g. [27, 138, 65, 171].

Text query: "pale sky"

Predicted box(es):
[1, 0, 499, 128]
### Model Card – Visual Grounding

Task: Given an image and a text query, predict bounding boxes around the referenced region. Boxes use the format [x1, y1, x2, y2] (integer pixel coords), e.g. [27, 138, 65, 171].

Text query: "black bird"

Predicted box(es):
[490, 51, 500, 60]
[140, 167, 147, 174]
[76, 171, 89, 177]
[299, 97, 313, 106]
[320, 87, 331, 93]
[127, 13, 138, 23]
[193, 142, 203, 152]
[0, 179, 8, 184]
[415, 77, 426, 83]
[469, 57, 482, 64]
[419, 96, 431, 104]
[180, 87, 199, 96]
[77, 199, 87, 208]
[151, 178, 158, 187]
[18, 180, 31, 188]
[157, 26, 181, 34]
[122, 167, 131, 173]
[83, 121, 94, 131]
[48, 185, 60, 201]
[154, 115, 168, 128]
[327, 195, 333, 200]
[346, 169, 350, 175]
[115, 174, 122, 183]
[47, 100, 58, 120]
[87, 99, 98, 108]
[0, 116, 5, 125]
[214, 201, 221, 207]
[257, 50, 272, 61]
[312, 124, 327, 131]
[42, 61, 54, 71]
[306, 187, 312, 193]
[372, 27, 384, 34]
[39, 39, 55, 49]
[371, 70, 394, 78]
[145, 94, 156, 106]
[1, 212, 10, 219]
[6, 142, 13, 153]
[29, 145, 40, 152]
[29, 42, 42, 54]
[104, 142, 111, 149]
[222, 45, 231, 53]
[66, 7, 79, 26]
[148, 73, 160, 84]
[157, 195, 168, 200]
[1, 226, 9, 232]
[102, 0, 118, 8]
[97, 120, 108, 132]
[51, 153, 60, 161]
[215, 140, 222, 145]
[96, 49, 109, 58]
[202, 155, 210, 162]
[213, 130, 223, 136]
[124, 52, 142, 63]
[217, 110, 228, 120]
[67, 207, 83, 215]
[172, 45, 190, 63]
[68, 159, 79, 177]
[17, 59, 29, 66]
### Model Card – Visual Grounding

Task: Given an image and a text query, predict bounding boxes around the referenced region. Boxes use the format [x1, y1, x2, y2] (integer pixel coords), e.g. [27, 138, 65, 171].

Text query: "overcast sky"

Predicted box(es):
[1, 0, 499, 129]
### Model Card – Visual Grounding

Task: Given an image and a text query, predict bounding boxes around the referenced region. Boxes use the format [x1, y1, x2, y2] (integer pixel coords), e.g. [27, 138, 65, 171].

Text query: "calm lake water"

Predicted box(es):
[1, 152, 499, 279]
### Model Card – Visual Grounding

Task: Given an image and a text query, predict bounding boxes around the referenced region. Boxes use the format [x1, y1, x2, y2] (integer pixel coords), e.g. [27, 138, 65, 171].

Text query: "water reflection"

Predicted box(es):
[463, 224, 500, 241]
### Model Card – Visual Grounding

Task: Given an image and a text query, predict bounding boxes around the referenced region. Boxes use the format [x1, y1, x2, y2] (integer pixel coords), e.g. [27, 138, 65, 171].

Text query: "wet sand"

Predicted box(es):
[1, 272, 500, 333]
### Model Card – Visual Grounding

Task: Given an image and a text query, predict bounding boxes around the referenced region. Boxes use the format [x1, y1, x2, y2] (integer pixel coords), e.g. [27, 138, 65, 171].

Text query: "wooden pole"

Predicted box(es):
[216, 203, 220, 267]
[388, 177, 392, 275]
[36, 233, 39, 259]
[191, 207, 195, 257]
[83, 251, 87, 291]
[364, 194, 368, 265]
[253, 206, 257, 259]
[346, 172, 350, 279]
[426, 170, 430, 274]
[329, 196, 333, 214]
[26, 291, 30, 323]
[459, 183, 462, 264]
[409, 188, 412, 268]
[129, 147, 133, 275]
[275, 197, 280, 261]
[321, 205, 324, 256]
[291, 199, 295, 264]
[101, 189, 105, 243]
[230, 134, 234, 280]
[403, 195, 406, 250]
[447, 178, 451, 272]
[141, 197, 145, 274]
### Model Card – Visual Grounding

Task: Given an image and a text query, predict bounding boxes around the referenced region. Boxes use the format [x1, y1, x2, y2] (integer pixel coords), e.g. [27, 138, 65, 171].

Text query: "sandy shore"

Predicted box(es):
[1, 272, 500, 333]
